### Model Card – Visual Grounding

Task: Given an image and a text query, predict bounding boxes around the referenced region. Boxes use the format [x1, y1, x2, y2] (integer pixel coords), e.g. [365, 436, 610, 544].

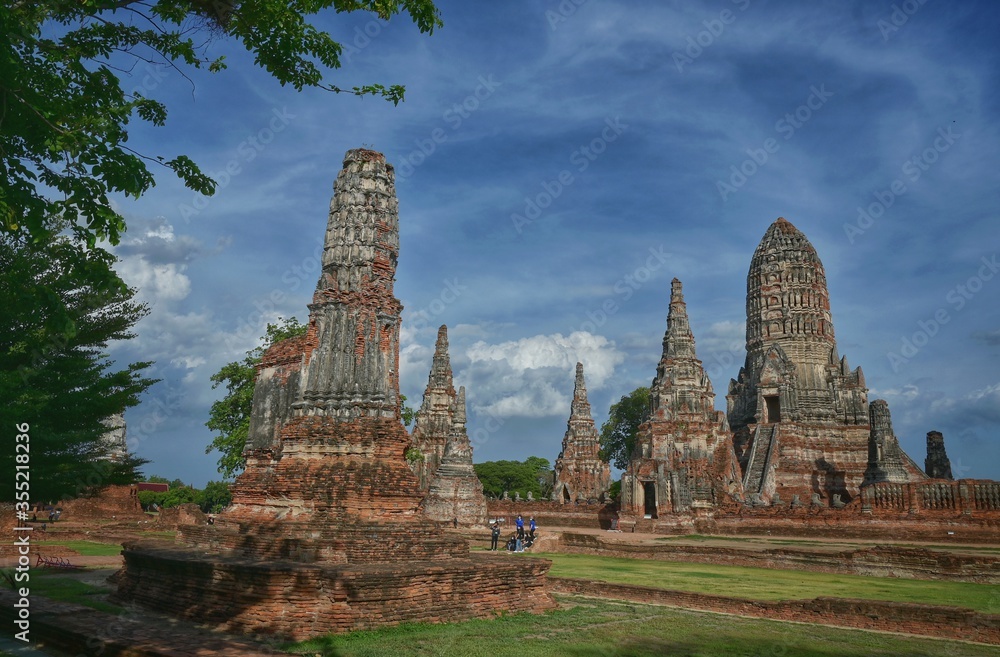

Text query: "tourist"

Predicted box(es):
[515, 533, 523, 553]
[490, 522, 501, 551]
[506, 534, 517, 551]
[529, 516, 536, 539]
[515, 514, 524, 539]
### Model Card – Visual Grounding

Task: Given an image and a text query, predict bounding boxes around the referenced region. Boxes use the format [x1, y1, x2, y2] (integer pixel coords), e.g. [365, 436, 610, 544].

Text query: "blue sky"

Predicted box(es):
[101, 0, 1000, 486]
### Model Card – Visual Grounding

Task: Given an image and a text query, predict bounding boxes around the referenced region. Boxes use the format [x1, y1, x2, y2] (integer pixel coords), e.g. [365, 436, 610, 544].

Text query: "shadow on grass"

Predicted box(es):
[563, 638, 858, 657]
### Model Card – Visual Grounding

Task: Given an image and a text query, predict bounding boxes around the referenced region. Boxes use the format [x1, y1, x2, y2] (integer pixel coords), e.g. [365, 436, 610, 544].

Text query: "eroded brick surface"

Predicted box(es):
[117, 149, 553, 639]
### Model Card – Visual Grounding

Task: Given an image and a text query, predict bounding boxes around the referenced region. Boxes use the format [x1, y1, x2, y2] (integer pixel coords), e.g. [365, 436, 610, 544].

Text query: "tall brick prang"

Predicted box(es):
[621, 279, 740, 520]
[116, 149, 554, 640]
[551, 363, 611, 503]
[725, 218, 924, 506]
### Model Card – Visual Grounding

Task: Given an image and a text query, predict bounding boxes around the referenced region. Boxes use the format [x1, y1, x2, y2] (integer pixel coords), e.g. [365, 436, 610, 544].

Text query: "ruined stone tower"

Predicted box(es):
[621, 279, 740, 520]
[116, 149, 554, 639]
[423, 386, 489, 525]
[409, 325, 458, 490]
[925, 431, 954, 480]
[551, 362, 611, 503]
[727, 218, 921, 505]
[863, 400, 911, 485]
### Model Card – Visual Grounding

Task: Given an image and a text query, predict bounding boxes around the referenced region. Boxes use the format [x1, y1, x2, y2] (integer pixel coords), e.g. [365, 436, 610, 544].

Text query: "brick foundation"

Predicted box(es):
[116, 540, 554, 641]
[549, 577, 1000, 644]
[554, 532, 1000, 583]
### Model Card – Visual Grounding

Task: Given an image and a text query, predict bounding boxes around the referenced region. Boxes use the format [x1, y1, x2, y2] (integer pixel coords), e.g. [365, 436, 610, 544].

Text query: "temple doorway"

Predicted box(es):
[643, 481, 657, 519]
[765, 395, 781, 423]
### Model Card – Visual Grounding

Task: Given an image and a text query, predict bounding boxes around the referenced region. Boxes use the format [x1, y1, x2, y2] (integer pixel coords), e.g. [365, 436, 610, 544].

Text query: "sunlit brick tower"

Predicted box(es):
[620, 279, 741, 521]
[726, 218, 922, 506]
[551, 362, 611, 503]
[116, 149, 554, 640]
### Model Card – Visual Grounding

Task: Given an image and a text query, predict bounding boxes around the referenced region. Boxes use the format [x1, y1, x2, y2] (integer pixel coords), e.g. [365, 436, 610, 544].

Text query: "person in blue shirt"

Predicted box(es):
[515, 514, 524, 539]
[529, 516, 537, 539]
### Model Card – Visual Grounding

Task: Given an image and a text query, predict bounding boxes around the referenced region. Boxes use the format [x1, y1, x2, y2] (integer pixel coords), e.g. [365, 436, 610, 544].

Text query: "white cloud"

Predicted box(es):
[463, 331, 625, 418]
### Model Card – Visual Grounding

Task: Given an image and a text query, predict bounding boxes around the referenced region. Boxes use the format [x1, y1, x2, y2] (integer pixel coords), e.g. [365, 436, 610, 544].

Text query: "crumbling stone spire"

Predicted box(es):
[863, 400, 910, 485]
[925, 431, 954, 480]
[409, 325, 458, 489]
[293, 148, 402, 420]
[423, 386, 488, 525]
[663, 278, 697, 360]
[650, 279, 715, 421]
[551, 363, 610, 503]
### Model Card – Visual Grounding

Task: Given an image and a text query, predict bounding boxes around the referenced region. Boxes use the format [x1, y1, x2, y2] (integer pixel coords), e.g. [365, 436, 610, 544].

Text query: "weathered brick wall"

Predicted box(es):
[59, 484, 145, 521]
[156, 503, 207, 529]
[179, 520, 468, 564]
[555, 532, 1000, 583]
[549, 577, 1000, 644]
[487, 500, 616, 530]
[116, 541, 555, 641]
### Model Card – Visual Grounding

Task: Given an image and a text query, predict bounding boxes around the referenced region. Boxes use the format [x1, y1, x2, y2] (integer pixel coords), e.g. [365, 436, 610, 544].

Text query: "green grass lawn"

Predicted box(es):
[286, 596, 1000, 657]
[19, 571, 122, 614]
[538, 552, 1000, 612]
[41, 540, 123, 557]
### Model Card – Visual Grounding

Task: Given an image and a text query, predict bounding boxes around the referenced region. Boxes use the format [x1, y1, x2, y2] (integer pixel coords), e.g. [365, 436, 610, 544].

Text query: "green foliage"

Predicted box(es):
[599, 386, 650, 470]
[143, 475, 170, 484]
[607, 480, 622, 501]
[401, 394, 415, 427]
[168, 478, 185, 490]
[137, 489, 165, 510]
[205, 317, 308, 478]
[162, 485, 197, 508]
[0, 230, 155, 502]
[1, 0, 443, 249]
[198, 479, 232, 513]
[404, 447, 424, 463]
[474, 457, 552, 499]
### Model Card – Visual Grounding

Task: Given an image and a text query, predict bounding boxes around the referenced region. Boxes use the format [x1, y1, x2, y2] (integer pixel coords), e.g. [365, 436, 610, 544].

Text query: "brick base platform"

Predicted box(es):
[115, 539, 555, 641]
[549, 577, 1000, 645]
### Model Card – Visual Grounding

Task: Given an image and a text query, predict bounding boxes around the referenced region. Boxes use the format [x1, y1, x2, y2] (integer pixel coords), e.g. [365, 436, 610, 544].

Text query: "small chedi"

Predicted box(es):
[620, 279, 741, 521]
[551, 362, 611, 503]
[115, 149, 554, 640]
[925, 430, 954, 480]
[408, 325, 459, 489]
[422, 384, 490, 525]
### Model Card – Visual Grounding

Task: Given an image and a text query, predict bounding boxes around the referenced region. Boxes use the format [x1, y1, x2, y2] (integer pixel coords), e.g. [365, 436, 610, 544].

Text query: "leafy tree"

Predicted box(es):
[1, 1, 443, 250]
[142, 474, 170, 484]
[474, 458, 552, 500]
[168, 478, 186, 490]
[205, 317, 308, 478]
[197, 480, 232, 513]
[599, 386, 650, 470]
[137, 489, 166, 510]
[400, 394, 415, 427]
[162, 485, 197, 508]
[0, 230, 155, 502]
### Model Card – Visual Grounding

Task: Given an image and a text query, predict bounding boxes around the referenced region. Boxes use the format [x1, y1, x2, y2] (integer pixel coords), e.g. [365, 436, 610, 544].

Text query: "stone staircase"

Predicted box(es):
[743, 424, 778, 496]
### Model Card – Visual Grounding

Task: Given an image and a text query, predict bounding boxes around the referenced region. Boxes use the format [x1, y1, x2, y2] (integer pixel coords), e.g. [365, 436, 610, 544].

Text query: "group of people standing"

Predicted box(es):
[490, 514, 536, 552]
